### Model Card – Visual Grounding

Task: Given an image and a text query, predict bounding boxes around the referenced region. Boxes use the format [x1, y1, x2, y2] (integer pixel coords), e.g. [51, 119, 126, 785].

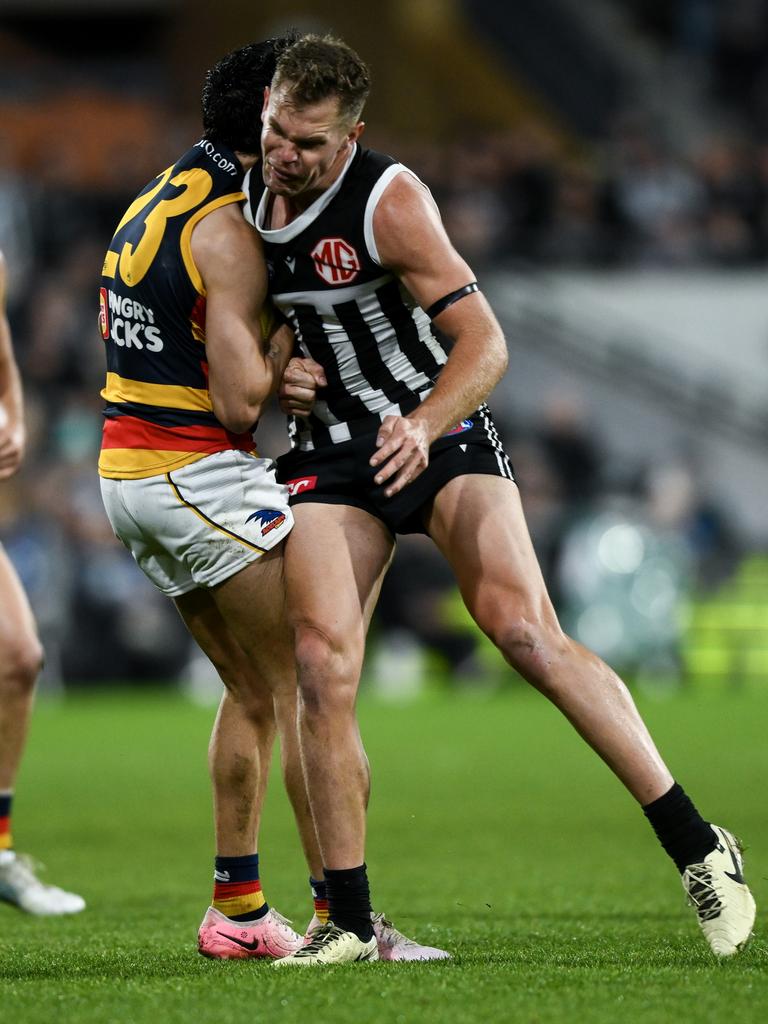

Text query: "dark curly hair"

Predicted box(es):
[273, 34, 371, 126]
[201, 35, 297, 154]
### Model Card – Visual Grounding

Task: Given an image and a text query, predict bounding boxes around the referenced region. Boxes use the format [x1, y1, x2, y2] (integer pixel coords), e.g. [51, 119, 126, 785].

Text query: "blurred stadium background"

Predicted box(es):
[1, 0, 768, 696]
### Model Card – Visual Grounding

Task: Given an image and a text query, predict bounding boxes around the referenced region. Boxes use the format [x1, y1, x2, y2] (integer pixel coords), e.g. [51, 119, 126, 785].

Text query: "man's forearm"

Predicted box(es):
[407, 331, 507, 443]
[265, 324, 295, 394]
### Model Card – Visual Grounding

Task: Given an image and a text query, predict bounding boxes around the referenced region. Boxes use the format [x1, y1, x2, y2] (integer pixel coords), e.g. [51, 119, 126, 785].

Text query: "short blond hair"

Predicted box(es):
[273, 34, 371, 126]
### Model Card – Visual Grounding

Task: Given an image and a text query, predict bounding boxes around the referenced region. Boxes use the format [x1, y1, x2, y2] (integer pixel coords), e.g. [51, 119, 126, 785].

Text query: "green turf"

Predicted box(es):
[1, 685, 767, 1023]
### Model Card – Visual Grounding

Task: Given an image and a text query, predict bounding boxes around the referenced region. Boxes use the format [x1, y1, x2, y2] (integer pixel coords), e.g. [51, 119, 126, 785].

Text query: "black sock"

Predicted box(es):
[643, 782, 717, 873]
[324, 864, 374, 942]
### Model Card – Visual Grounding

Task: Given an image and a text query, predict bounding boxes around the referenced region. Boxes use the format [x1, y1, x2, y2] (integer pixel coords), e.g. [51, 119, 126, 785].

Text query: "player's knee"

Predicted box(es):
[477, 602, 566, 684]
[295, 622, 358, 678]
[0, 634, 43, 695]
[294, 623, 360, 716]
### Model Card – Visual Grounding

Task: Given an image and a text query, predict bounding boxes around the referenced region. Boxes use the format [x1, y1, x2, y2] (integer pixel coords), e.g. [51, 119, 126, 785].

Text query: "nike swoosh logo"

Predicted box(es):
[723, 837, 745, 884]
[216, 931, 260, 951]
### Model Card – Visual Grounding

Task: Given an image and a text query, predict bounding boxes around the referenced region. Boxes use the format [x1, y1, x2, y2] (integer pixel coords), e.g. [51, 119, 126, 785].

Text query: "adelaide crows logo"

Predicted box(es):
[245, 509, 287, 536]
[444, 419, 473, 436]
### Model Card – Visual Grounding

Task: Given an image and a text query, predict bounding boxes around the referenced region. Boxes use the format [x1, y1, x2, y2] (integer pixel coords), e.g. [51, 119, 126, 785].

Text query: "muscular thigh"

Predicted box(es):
[0, 545, 37, 650]
[425, 475, 554, 620]
[285, 503, 395, 647]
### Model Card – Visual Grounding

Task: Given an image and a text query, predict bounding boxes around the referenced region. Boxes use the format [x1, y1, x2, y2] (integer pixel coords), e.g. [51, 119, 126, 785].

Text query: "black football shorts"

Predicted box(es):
[275, 409, 515, 536]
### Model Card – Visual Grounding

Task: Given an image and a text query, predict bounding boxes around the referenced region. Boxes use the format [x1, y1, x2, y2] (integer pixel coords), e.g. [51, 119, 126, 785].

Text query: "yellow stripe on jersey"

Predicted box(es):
[102, 250, 119, 279]
[98, 448, 210, 479]
[101, 372, 213, 412]
[179, 192, 246, 295]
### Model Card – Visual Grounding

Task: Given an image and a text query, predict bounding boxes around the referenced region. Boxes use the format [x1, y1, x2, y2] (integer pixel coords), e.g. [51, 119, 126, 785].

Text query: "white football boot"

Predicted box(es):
[274, 922, 378, 966]
[0, 850, 85, 915]
[682, 824, 756, 957]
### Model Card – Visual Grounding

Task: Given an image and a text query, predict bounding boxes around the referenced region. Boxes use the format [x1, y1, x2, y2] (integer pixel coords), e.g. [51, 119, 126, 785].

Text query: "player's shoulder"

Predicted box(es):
[357, 146, 398, 173]
[192, 201, 259, 265]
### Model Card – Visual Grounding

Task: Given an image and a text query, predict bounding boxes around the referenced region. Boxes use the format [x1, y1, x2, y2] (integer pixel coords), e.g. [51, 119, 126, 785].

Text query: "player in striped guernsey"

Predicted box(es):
[0, 250, 85, 915]
[250, 35, 755, 966]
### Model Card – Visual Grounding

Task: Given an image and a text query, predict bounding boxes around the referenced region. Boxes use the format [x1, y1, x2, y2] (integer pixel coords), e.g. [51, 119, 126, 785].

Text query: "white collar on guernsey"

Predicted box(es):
[252, 143, 358, 242]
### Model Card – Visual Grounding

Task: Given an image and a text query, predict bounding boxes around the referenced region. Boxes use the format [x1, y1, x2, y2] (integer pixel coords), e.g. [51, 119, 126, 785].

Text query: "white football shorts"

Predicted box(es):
[99, 449, 293, 597]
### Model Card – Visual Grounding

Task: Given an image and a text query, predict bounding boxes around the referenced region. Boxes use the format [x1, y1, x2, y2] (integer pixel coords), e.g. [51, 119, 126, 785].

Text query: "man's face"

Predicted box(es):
[261, 84, 363, 199]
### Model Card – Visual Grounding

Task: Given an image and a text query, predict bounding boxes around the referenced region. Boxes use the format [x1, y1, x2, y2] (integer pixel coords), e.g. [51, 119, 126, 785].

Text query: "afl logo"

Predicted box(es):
[311, 238, 360, 285]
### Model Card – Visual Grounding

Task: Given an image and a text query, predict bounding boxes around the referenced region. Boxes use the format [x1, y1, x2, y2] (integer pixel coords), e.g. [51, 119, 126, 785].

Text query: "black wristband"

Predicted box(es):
[425, 282, 479, 320]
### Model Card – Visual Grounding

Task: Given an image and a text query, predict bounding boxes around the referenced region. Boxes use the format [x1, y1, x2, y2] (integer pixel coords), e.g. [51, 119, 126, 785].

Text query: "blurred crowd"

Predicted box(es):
[398, 123, 768, 269]
[625, 0, 768, 130]
[0, 7, 763, 688]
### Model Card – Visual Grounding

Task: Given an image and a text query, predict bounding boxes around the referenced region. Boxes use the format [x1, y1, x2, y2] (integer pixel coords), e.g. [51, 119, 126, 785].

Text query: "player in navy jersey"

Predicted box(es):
[247, 35, 755, 966]
[98, 36, 324, 959]
[0, 250, 85, 915]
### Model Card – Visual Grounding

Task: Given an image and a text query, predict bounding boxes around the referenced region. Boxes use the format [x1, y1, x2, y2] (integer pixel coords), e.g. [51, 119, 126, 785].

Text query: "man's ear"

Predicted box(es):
[261, 86, 270, 121]
[349, 120, 366, 144]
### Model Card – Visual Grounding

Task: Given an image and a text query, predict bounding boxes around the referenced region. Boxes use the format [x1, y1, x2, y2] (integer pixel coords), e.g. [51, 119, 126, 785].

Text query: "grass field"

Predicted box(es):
[1, 685, 767, 1023]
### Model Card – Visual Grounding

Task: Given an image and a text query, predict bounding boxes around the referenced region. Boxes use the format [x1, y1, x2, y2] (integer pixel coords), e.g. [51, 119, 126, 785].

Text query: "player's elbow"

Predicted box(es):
[211, 395, 262, 435]
[489, 334, 508, 384]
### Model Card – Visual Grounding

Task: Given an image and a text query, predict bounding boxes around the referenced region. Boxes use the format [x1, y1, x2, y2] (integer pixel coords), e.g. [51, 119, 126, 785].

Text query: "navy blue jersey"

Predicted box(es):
[99, 140, 254, 478]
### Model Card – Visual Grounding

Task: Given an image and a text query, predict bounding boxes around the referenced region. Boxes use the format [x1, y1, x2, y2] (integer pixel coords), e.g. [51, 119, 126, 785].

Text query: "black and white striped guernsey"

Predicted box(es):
[244, 145, 449, 451]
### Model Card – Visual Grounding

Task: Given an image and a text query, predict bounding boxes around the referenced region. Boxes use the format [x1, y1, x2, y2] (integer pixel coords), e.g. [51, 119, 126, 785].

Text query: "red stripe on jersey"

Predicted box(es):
[101, 415, 253, 453]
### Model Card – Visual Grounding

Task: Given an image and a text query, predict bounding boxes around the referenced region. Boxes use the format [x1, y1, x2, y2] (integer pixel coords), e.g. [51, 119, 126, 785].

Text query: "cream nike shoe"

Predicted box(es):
[682, 824, 756, 957]
[274, 922, 378, 966]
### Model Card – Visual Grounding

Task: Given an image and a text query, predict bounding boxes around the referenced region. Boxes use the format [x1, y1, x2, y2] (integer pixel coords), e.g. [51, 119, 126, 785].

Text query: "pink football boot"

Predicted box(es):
[198, 905, 303, 959]
[372, 912, 451, 962]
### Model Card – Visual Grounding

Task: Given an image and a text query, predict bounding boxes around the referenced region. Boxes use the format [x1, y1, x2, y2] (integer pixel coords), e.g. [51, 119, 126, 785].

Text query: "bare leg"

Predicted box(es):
[175, 556, 321, 872]
[426, 476, 673, 804]
[284, 504, 394, 869]
[272, 687, 323, 879]
[0, 547, 43, 794]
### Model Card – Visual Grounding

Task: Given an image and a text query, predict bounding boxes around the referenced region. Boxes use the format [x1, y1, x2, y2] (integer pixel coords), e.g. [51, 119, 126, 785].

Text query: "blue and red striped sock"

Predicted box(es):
[310, 875, 329, 924]
[0, 792, 12, 851]
[212, 854, 268, 922]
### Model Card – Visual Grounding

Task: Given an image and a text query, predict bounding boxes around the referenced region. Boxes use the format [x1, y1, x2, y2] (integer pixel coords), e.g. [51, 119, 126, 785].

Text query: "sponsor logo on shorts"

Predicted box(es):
[444, 419, 473, 436]
[245, 509, 287, 536]
[311, 238, 360, 285]
[285, 476, 318, 496]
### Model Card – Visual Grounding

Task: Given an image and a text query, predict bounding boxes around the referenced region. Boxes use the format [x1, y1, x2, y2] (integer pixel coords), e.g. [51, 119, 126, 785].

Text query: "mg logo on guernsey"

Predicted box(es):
[311, 238, 360, 285]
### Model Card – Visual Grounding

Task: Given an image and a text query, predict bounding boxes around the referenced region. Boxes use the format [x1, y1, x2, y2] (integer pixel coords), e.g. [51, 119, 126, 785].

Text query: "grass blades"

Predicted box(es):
[1, 686, 767, 1022]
